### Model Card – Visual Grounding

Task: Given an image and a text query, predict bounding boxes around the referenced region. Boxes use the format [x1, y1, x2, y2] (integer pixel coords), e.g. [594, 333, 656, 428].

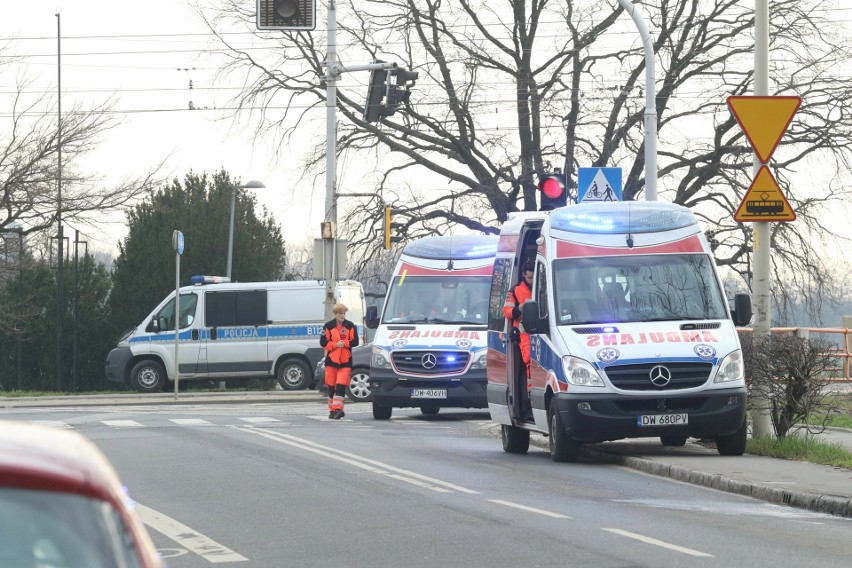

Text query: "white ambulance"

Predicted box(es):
[486, 201, 753, 461]
[366, 235, 498, 419]
[105, 277, 366, 393]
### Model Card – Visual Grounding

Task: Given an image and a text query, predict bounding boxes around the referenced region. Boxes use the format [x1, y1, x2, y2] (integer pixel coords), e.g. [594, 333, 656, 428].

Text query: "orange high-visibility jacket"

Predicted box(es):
[503, 281, 532, 328]
[320, 319, 360, 368]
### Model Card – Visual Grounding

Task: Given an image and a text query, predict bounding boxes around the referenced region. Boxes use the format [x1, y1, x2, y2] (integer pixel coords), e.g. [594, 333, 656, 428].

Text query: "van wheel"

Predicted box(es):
[276, 359, 310, 390]
[372, 401, 392, 420]
[130, 360, 166, 393]
[548, 400, 579, 462]
[501, 425, 530, 454]
[346, 367, 373, 402]
[660, 435, 688, 447]
[716, 419, 748, 456]
[420, 406, 439, 416]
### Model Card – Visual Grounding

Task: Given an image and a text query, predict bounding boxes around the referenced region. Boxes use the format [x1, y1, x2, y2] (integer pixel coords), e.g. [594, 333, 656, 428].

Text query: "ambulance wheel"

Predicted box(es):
[501, 425, 530, 454]
[130, 360, 166, 393]
[548, 400, 579, 463]
[660, 436, 688, 447]
[716, 418, 748, 456]
[276, 359, 310, 390]
[372, 401, 392, 420]
[420, 406, 440, 416]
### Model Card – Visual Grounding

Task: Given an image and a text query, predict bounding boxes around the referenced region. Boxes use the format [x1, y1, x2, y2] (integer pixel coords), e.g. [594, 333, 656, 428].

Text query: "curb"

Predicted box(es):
[526, 435, 852, 519]
[0, 390, 323, 409]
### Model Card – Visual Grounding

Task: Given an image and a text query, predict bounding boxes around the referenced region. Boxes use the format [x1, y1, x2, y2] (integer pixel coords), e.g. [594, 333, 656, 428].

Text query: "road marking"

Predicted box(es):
[135, 503, 248, 563]
[234, 427, 477, 494]
[102, 420, 143, 428]
[238, 417, 280, 423]
[29, 420, 72, 429]
[602, 528, 713, 557]
[489, 499, 571, 519]
[169, 418, 213, 426]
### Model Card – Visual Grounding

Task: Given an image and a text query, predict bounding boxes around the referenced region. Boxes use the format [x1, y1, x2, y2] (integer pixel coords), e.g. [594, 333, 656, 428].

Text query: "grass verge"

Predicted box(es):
[747, 433, 852, 470]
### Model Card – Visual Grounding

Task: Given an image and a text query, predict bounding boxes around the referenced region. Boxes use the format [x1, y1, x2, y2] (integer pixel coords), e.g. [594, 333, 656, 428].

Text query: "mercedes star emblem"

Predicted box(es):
[421, 353, 437, 369]
[649, 365, 672, 387]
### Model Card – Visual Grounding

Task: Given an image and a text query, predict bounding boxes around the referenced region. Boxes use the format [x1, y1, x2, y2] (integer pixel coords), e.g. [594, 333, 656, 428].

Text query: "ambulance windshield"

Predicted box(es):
[552, 254, 728, 325]
[382, 276, 492, 325]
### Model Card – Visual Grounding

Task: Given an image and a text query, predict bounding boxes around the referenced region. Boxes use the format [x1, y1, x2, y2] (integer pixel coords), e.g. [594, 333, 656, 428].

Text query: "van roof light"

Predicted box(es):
[550, 201, 696, 234]
[190, 275, 231, 285]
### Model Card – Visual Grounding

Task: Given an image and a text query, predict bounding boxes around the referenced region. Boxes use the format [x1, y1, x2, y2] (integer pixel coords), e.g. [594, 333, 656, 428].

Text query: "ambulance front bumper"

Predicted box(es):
[369, 367, 488, 409]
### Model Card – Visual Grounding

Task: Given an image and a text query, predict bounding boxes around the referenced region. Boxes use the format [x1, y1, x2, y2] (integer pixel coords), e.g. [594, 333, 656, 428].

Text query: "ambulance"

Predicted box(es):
[486, 201, 753, 461]
[105, 277, 366, 393]
[366, 235, 499, 419]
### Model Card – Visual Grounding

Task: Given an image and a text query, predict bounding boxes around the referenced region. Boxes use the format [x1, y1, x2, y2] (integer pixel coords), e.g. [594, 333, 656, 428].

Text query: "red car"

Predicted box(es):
[0, 420, 164, 568]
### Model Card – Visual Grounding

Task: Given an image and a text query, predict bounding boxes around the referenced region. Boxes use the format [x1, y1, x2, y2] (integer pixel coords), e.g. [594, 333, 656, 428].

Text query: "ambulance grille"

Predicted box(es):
[604, 362, 712, 390]
[392, 350, 470, 375]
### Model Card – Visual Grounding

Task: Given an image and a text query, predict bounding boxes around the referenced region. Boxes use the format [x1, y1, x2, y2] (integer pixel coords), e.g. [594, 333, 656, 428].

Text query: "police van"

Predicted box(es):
[486, 201, 753, 461]
[105, 277, 366, 393]
[366, 235, 498, 419]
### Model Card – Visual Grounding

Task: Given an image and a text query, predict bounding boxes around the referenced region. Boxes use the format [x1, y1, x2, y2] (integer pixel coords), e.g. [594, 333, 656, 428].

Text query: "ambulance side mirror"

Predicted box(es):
[521, 301, 548, 334]
[365, 305, 379, 329]
[731, 293, 753, 327]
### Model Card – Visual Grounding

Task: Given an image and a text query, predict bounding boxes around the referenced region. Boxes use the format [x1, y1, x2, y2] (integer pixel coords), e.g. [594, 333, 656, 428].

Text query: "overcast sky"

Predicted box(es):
[2, 0, 323, 260]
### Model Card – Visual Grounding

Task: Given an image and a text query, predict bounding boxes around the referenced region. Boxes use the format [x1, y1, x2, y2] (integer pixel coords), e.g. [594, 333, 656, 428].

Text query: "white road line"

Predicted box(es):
[238, 417, 280, 423]
[234, 427, 479, 494]
[602, 528, 714, 558]
[29, 420, 72, 429]
[102, 420, 143, 428]
[489, 499, 571, 519]
[169, 418, 213, 426]
[135, 504, 248, 564]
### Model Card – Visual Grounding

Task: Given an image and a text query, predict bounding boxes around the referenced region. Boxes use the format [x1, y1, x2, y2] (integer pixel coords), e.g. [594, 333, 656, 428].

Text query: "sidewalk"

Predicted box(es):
[527, 427, 852, 519]
[3, 391, 852, 518]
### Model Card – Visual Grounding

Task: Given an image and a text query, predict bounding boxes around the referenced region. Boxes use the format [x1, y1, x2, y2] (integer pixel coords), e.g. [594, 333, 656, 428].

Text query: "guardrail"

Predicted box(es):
[741, 327, 851, 382]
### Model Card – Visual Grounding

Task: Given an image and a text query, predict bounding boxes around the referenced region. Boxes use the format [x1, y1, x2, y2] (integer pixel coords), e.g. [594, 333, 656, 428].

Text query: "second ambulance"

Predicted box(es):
[486, 200, 753, 461]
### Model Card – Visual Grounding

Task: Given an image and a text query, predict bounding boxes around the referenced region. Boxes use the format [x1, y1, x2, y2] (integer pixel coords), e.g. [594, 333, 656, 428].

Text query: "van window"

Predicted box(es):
[488, 258, 513, 332]
[553, 254, 727, 325]
[206, 290, 267, 327]
[382, 275, 492, 325]
[149, 293, 198, 332]
[535, 260, 548, 320]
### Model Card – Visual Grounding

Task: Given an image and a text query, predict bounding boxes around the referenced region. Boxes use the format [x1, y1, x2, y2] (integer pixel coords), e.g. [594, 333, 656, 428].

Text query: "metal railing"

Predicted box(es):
[741, 327, 851, 382]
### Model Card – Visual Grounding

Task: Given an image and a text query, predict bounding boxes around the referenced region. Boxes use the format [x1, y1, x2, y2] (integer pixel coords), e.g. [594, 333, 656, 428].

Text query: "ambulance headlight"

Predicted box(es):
[714, 350, 744, 383]
[563, 356, 605, 387]
[469, 350, 488, 370]
[372, 347, 392, 369]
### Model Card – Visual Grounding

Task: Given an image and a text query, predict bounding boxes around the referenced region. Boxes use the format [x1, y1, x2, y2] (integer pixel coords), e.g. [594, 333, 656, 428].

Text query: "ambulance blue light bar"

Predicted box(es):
[190, 275, 231, 285]
[404, 235, 499, 260]
[550, 201, 697, 234]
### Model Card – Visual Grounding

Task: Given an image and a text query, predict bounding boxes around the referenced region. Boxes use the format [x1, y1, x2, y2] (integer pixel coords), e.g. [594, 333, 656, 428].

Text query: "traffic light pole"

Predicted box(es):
[322, 1, 399, 321]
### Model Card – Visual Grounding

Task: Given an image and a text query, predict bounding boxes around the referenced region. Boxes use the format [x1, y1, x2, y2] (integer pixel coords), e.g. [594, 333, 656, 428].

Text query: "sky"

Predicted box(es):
[1, 0, 324, 261]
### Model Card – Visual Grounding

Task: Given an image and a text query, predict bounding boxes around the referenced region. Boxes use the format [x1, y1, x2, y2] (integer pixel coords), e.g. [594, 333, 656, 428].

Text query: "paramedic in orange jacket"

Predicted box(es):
[504, 264, 534, 389]
[320, 303, 360, 419]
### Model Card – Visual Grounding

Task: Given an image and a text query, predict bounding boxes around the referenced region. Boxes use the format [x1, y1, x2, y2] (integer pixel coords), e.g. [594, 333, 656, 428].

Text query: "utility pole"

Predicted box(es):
[750, 0, 774, 438]
[55, 10, 64, 392]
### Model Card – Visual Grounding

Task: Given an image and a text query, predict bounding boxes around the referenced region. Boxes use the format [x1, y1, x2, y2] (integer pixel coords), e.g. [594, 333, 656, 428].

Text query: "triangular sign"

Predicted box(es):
[727, 96, 801, 163]
[734, 166, 796, 222]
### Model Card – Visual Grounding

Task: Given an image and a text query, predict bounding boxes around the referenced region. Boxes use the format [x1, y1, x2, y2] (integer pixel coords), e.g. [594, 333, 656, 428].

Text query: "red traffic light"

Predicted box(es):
[537, 174, 567, 210]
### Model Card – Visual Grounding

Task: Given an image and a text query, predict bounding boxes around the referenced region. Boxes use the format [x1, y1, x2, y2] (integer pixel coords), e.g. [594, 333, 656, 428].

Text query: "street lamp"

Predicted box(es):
[226, 179, 265, 280]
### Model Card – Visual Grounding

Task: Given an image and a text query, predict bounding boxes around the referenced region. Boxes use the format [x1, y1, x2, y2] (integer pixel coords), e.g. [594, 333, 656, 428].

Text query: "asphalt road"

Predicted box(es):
[3, 397, 850, 567]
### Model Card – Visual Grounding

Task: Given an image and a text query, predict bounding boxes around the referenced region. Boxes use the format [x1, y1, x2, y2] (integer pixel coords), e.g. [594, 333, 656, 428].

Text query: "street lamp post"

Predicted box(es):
[226, 180, 265, 280]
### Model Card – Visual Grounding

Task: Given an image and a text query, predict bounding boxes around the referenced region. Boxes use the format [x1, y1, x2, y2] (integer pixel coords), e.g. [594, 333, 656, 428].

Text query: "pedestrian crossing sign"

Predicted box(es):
[577, 167, 622, 202]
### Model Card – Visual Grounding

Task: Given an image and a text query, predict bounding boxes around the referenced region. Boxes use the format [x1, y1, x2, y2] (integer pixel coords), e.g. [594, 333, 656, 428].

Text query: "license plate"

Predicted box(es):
[637, 413, 688, 427]
[411, 388, 447, 399]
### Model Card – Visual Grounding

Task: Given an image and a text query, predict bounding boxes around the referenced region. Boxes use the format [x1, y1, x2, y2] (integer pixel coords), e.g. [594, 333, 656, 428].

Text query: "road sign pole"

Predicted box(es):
[751, 0, 773, 438]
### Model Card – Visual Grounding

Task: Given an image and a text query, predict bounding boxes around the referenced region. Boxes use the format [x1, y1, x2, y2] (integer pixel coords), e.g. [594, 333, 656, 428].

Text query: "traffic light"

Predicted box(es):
[383, 206, 403, 250]
[364, 62, 388, 123]
[256, 0, 316, 31]
[537, 173, 567, 211]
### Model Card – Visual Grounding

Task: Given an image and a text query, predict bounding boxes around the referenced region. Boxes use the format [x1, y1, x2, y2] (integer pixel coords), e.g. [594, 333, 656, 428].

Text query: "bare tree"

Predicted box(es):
[200, 0, 852, 313]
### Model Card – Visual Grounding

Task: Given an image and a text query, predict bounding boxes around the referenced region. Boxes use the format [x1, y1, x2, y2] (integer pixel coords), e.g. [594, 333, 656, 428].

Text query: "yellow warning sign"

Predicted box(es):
[734, 166, 795, 222]
[727, 96, 801, 163]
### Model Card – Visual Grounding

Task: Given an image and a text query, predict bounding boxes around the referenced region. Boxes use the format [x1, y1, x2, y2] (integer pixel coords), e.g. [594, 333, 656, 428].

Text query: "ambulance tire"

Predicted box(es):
[715, 418, 748, 456]
[420, 406, 440, 416]
[548, 401, 579, 462]
[130, 360, 167, 393]
[276, 359, 310, 390]
[501, 425, 530, 454]
[660, 435, 688, 447]
[372, 401, 392, 420]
